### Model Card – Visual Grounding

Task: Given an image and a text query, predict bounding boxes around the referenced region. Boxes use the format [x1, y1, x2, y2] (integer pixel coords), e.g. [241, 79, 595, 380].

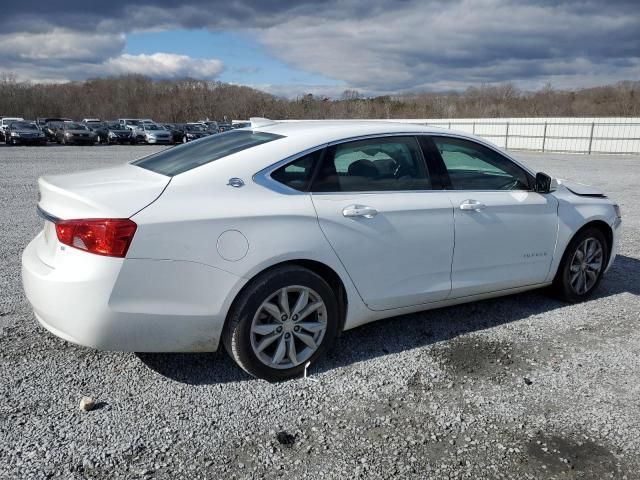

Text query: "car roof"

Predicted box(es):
[251, 120, 454, 145]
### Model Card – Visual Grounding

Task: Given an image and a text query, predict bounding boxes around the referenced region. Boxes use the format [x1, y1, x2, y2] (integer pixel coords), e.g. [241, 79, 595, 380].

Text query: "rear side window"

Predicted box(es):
[312, 136, 430, 192]
[132, 130, 284, 176]
[271, 149, 323, 191]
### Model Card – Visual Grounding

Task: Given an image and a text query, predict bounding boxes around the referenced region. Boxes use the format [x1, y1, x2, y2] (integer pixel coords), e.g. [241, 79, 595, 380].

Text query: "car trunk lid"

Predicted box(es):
[36, 163, 170, 266]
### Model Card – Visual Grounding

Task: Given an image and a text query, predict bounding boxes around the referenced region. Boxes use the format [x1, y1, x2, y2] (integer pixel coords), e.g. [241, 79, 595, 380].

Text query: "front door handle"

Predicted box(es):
[343, 205, 378, 218]
[459, 199, 486, 211]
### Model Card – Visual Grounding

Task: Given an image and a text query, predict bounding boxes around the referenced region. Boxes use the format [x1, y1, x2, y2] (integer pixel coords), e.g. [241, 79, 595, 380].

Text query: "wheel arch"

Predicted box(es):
[224, 259, 349, 334]
[554, 219, 613, 281]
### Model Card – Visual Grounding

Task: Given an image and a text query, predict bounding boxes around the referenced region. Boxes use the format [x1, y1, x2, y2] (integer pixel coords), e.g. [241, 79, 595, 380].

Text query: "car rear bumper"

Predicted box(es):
[22, 233, 245, 352]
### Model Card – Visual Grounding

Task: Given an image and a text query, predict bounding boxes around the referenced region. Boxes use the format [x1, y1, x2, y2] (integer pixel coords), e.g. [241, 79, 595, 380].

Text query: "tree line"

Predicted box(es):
[0, 74, 638, 122]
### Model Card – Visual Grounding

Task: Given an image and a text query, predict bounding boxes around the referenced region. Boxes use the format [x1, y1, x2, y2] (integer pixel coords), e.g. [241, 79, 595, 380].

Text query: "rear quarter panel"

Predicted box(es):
[128, 155, 372, 329]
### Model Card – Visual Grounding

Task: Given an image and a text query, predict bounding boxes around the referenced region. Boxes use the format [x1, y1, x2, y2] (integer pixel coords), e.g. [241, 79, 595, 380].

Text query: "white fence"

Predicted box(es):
[279, 117, 640, 154]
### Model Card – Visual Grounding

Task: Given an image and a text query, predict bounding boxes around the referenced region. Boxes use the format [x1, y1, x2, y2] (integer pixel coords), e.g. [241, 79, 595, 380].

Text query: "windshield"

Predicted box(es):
[66, 122, 88, 130]
[12, 122, 38, 130]
[133, 130, 284, 176]
[145, 124, 162, 130]
[185, 124, 204, 132]
[126, 120, 140, 126]
[106, 122, 122, 129]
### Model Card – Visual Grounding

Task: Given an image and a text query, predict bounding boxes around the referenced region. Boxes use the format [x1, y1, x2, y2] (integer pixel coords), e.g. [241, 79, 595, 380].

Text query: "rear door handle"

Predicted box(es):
[343, 205, 378, 218]
[459, 199, 486, 211]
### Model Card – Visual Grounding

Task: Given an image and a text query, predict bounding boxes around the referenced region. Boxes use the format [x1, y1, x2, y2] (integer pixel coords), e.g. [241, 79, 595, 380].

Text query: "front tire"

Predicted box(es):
[553, 227, 607, 302]
[223, 265, 339, 381]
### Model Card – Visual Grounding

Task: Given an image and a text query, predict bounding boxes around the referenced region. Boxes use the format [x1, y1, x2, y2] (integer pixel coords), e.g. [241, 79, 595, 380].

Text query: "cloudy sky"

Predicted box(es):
[2, 0, 639, 96]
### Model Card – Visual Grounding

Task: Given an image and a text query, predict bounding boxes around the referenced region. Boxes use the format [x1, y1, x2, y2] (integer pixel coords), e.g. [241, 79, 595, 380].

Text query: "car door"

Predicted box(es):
[426, 135, 559, 297]
[309, 135, 454, 311]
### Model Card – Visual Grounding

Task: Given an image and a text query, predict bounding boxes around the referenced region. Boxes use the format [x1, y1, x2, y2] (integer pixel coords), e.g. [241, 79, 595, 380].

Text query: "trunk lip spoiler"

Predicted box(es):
[37, 205, 60, 223]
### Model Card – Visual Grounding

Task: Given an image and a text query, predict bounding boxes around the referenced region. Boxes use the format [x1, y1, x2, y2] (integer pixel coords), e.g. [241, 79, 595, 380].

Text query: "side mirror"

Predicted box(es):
[535, 172, 557, 193]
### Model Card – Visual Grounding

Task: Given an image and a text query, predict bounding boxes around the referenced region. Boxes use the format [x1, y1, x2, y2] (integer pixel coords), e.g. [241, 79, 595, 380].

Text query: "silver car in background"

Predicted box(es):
[139, 123, 173, 144]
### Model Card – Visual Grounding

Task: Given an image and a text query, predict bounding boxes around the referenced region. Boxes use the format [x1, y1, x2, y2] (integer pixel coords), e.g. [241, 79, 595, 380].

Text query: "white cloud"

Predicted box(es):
[102, 53, 224, 79]
[0, 28, 224, 83]
[0, 29, 124, 63]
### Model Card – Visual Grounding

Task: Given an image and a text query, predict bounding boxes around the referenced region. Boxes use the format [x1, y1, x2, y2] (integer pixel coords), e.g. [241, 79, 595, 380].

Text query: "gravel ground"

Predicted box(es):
[1, 145, 639, 479]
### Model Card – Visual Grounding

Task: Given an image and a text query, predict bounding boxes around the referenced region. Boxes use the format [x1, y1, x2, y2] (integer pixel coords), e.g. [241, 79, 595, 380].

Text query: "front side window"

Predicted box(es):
[133, 130, 284, 176]
[432, 137, 531, 191]
[312, 136, 430, 192]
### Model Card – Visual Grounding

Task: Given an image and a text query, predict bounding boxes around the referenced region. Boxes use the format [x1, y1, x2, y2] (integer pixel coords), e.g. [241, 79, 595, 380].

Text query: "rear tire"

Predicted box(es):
[552, 227, 607, 302]
[223, 265, 339, 381]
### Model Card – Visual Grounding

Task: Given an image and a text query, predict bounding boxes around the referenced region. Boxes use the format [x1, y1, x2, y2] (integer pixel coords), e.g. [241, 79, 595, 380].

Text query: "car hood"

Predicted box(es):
[557, 179, 606, 197]
[38, 163, 171, 219]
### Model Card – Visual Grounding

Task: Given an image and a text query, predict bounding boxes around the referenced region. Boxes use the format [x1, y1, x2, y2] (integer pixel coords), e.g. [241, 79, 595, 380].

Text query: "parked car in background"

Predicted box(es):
[140, 123, 173, 144]
[199, 121, 219, 134]
[118, 119, 142, 134]
[233, 121, 252, 129]
[182, 123, 209, 142]
[83, 120, 109, 144]
[1, 117, 24, 141]
[42, 121, 64, 142]
[217, 123, 234, 132]
[4, 121, 46, 146]
[55, 122, 96, 145]
[37, 118, 71, 142]
[163, 123, 185, 144]
[104, 122, 135, 145]
[119, 119, 158, 142]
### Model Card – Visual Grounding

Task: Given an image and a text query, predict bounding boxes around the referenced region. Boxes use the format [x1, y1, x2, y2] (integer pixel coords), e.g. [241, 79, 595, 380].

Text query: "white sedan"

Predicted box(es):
[22, 119, 621, 381]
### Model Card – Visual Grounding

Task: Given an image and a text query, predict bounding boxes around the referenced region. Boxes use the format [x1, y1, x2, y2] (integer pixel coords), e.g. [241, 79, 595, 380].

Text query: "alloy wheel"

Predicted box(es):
[569, 236, 603, 295]
[250, 286, 328, 369]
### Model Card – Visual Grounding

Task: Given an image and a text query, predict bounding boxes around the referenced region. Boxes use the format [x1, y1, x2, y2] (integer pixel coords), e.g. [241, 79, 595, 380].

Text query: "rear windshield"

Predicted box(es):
[132, 130, 284, 176]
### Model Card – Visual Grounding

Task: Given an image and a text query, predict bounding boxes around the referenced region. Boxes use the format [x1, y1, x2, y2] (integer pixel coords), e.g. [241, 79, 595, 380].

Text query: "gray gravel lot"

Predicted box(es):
[1, 145, 639, 479]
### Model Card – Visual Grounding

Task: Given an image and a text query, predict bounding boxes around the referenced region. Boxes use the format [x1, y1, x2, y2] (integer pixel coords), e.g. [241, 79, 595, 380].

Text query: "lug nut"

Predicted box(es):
[276, 326, 283, 333]
[294, 326, 300, 332]
[292, 315, 298, 321]
[285, 333, 291, 338]
[281, 315, 288, 321]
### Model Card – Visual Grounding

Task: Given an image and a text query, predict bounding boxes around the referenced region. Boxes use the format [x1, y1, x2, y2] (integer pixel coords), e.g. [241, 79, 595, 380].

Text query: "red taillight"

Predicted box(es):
[55, 218, 137, 258]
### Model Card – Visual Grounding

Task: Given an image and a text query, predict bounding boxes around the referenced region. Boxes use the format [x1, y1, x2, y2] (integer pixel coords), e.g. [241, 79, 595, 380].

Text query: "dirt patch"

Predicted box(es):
[429, 336, 527, 380]
[525, 433, 620, 478]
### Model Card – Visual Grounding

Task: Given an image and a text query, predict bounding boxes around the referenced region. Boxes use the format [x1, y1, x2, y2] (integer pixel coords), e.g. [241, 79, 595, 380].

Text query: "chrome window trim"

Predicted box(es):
[253, 130, 537, 196]
[427, 132, 537, 179]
